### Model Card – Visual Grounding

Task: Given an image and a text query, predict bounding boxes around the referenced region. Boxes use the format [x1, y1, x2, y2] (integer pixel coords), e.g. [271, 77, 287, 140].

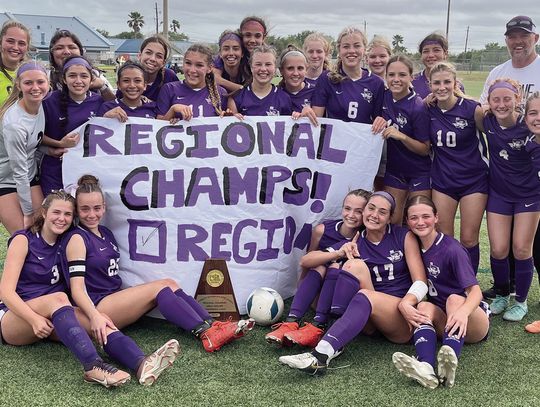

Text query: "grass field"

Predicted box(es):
[3, 72, 540, 406]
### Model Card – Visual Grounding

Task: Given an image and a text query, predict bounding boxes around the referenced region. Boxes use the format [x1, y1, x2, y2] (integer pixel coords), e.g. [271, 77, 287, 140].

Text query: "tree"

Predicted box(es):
[96, 28, 109, 38]
[113, 31, 144, 39]
[168, 32, 189, 41]
[170, 19, 181, 33]
[392, 34, 407, 54]
[127, 11, 145, 33]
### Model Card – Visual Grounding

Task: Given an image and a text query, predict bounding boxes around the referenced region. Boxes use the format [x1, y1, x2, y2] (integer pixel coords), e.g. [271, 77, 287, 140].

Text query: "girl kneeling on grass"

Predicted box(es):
[475, 79, 540, 322]
[63, 175, 254, 353]
[0, 191, 130, 387]
[392, 195, 490, 389]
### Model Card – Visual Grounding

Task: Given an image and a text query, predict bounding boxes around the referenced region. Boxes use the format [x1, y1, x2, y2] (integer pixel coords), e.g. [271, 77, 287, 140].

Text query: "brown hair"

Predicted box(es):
[418, 32, 449, 54]
[31, 190, 75, 233]
[239, 16, 268, 37]
[405, 195, 438, 219]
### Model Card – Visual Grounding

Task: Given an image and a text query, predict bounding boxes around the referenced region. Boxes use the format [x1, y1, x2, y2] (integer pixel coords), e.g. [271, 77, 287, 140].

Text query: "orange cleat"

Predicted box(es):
[284, 322, 324, 348]
[525, 320, 540, 334]
[200, 318, 255, 352]
[265, 321, 299, 346]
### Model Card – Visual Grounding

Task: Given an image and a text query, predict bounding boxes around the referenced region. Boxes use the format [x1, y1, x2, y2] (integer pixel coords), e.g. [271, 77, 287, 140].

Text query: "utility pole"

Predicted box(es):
[445, 0, 451, 40]
[364, 20, 367, 38]
[155, 2, 159, 34]
[163, 0, 169, 37]
[464, 26, 470, 53]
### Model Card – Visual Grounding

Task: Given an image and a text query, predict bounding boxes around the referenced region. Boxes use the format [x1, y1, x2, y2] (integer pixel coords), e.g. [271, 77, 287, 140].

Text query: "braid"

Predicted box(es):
[328, 58, 346, 84]
[205, 71, 223, 116]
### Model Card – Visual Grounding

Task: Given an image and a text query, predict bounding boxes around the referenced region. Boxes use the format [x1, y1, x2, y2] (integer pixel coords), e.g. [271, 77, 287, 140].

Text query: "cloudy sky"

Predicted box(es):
[6, 1, 538, 53]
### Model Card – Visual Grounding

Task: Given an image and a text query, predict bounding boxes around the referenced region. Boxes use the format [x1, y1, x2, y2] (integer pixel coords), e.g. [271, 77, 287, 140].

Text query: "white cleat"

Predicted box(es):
[138, 339, 180, 386]
[392, 352, 439, 389]
[437, 345, 458, 388]
[279, 352, 327, 376]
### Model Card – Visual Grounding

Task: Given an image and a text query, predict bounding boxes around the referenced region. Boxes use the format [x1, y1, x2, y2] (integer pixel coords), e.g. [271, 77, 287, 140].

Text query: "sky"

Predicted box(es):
[5, 1, 538, 53]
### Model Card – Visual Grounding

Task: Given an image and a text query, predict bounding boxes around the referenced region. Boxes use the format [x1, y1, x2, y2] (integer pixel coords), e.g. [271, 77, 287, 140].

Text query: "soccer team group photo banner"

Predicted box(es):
[63, 116, 383, 313]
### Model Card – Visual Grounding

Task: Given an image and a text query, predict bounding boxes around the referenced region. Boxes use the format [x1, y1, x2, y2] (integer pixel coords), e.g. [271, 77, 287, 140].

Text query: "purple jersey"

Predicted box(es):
[428, 97, 488, 190]
[525, 134, 540, 174]
[213, 55, 249, 85]
[41, 91, 103, 194]
[304, 70, 328, 88]
[318, 219, 357, 250]
[484, 114, 540, 201]
[0, 229, 65, 311]
[116, 68, 179, 102]
[383, 89, 431, 178]
[98, 99, 157, 119]
[233, 85, 292, 116]
[423, 233, 478, 310]
[62, 225, 122, 305]
[311, 69, 384, 123]
[357, 225, 412, 298]
[156, 81, 227, 119]
[412, 70, 465, 98]
[284, 81, 316, 113]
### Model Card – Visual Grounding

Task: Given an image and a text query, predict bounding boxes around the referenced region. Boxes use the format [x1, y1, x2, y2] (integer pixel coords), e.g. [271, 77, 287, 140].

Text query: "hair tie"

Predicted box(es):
[219, 32, 242, 47]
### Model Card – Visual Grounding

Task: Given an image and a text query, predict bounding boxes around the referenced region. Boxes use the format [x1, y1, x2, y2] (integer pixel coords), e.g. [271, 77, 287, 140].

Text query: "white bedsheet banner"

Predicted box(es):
[63, 116, 383, 313]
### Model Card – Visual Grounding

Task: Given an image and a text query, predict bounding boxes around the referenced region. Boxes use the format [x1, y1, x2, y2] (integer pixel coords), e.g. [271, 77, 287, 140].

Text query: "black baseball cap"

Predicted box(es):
[505, 15, 536, 35]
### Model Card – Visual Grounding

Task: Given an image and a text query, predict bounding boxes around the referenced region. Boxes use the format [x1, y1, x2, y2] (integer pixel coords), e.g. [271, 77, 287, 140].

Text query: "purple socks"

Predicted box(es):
[322, 292, 372, 351]
[490, 256, 510, 296]
[51, 306, 100, 371]
[413, 323, 437, 367]
[174, 288, 212, 321]
[442, 331, 465, 358]
[465, 244, 480, 275]
[157, 287, 205, 331]
[103, 330, 145, 372]
[314, 267, 340, 325]
[288, 269, 323, 320]
[330, 270, 361, 317]
[515, 257, 534, 303]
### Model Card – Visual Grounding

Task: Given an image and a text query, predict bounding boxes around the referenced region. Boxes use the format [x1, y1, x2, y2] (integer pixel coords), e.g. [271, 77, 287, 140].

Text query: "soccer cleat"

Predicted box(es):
[283, 322, 324, 348]
[482, 284, 496, 300]
[437, 345, 458, 388]
[83, 360, 131, 388]
[200, 318, 255, 352]
[525, 320, 540, 334]
[502, 301, 528, 322]
[138, 339, 180, 386]
[265, 321, 299, 346]
[490, 295, 510, 315]
[278, 352, 328, 376]
[392, 352, 439, 389]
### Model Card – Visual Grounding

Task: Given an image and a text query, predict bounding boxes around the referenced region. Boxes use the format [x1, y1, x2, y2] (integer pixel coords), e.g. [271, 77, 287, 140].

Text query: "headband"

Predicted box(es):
[281, 50, 307, 64]
[219, 32, 242, 47]
[422, 40, 442, 47]
[371, 191, 396, 214]
[488, 81, 519, 95]
[242, 20, 265, 33]
[63, 57, 92, 72]
[17, 61, 47, 77]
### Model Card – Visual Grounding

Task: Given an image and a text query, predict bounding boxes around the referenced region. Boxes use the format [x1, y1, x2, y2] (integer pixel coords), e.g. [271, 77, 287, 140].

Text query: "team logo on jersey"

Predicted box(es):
[110, 242, 119, 253]
[507, 139, 524, 150]
[395, 113, 407, 127]
[427, 262, 440, 278]
[302, 99, 311, 108]
[452, 117, 468, 129]
[499, 149, 509, 160]
[89, 111, 96, 118]
[361, 88, 373, 103]
[387, 250, 403, 263]
[205, 97, 212, 105]
[266, 106, 280, 116]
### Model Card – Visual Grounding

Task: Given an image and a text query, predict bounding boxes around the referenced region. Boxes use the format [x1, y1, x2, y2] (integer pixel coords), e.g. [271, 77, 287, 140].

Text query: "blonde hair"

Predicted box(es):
[487, 77, 523, 113]
[428, 61, 471, 100]
[525, 91, 540, 116]
[329, 27, 367, 84]
[367, 35, 392, 56]
[0, 21, 31, 78]
[303, 32, 332, 71]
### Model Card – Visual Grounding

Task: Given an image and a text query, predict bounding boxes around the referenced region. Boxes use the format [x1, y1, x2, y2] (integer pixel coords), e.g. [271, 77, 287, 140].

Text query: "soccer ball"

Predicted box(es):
[246, 287, 284, 326]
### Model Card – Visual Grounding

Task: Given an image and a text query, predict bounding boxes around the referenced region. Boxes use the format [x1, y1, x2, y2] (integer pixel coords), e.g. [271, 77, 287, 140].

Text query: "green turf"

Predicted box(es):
[3, 73, 540, 405]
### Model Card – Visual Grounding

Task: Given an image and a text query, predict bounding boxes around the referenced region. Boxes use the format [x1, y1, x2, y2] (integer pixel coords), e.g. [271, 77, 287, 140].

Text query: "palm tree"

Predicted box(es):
[127, 11, 145, 33]
[170, 19, 180, 33]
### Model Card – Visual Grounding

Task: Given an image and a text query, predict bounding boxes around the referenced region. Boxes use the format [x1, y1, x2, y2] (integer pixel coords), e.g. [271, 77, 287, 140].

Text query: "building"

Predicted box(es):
[0, 12, 114, 64]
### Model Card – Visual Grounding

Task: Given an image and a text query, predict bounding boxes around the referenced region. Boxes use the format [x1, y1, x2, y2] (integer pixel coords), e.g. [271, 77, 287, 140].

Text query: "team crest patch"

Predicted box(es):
[427, 262, 440, 278]
[453, 117, 468, 129]
[266, 106, 280, 116]
[387, 250, 403, 263]
[499, 149, 509, 160]
[110, 242, 119, 253]
[361, 88, 373, 103]
[396, 113, 408, 127]
[89, 111, 96, 118]
[205, 97, 212, 104]
[302, 99, 311, 108]
[507, 139, 524, 150]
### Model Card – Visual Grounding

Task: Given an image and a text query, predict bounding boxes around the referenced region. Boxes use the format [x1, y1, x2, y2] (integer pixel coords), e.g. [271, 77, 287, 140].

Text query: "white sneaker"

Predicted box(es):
[138, 339, 180, 386]
[392, 352, 439, 389]
[437, 345, 458, 388]
[279, 352, 328, 376]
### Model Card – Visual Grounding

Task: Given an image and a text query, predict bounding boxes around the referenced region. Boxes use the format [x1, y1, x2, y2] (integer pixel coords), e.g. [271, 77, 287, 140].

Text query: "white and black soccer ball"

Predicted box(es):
[246, 287, 284, 326]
